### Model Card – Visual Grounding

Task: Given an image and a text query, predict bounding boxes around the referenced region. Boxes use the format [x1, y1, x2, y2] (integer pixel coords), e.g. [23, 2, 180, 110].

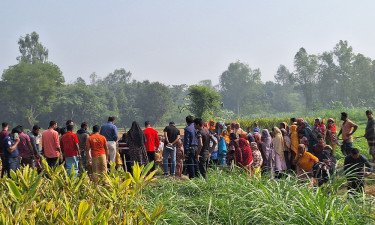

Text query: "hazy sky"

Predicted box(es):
[1, 1, 375, 85]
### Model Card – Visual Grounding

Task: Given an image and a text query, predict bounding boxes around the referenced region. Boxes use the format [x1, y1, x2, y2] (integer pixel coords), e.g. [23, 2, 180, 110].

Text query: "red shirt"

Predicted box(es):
[143, 127, 160, 151]
[42, 129, 60, 158]
[61, 131, 79, 157]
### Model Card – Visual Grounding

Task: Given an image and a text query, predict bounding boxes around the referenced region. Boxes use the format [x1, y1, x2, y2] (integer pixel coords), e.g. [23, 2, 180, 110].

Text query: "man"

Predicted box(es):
[143, 121, 160, 171]
[344, 148, 372, 194]
[194, 118, 217, 179]
[17, 125, 35, 167]
[28, 125, 41, 170]
[312, 134, 326, 161]
[77, 122, 90, 171]
[0, 122, 9, 177]
[86, 125, 109, 183]
[163, 121, 180, 176]
[42, 121, 62, 167]
[3, 126, 21, 177]
[66, 120, 74, 127]
[364, 110, 375, 162]
[100, 117, 118, 163]
[61, 125, 80, 177]
[184, 116, 199, 179]
[338, 112, 358, 156]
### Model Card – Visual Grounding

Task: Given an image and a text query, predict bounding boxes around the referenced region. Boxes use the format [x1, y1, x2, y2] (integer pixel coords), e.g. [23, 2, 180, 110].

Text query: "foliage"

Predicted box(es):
[187, 85, 222, 121]
[17, 31, 48, 64]
[0, 161, 165, 224]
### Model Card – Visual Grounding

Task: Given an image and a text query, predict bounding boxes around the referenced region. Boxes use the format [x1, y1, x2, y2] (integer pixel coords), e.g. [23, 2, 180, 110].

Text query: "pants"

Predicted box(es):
[46, 157, 59, 168]
[21, 157, 34, 168]
[107, 141, 117, 163]
[186, 146, 199, 179]
[6, 157, 20, 178]
[163, 146, 176, 175]
[65, 155, 79, 178]
[147, 151, 156, 171]
[1, 155, 6, 178]
[92, 154, 107, 183]
[198, 153, 209, 179]
[348, 178, 365, 195]
[341, 141, 353, 156]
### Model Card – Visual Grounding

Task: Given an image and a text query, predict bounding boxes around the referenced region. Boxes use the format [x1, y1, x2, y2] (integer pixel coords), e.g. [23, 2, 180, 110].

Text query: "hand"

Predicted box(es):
[59, 154, 64, 162]
[196, 155, 200, 162]
[364, 172, 371, 177]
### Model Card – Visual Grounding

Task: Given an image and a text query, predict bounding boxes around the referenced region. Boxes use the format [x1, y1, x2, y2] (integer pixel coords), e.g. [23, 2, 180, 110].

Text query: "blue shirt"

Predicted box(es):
[100, 122, 118, 141]
[184, 124, 198, 150]
[3, 135, 19, 158]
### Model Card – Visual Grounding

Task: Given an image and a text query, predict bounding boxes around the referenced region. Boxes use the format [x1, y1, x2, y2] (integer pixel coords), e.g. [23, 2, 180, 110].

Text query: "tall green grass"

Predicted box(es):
[142, 168, 375, 224]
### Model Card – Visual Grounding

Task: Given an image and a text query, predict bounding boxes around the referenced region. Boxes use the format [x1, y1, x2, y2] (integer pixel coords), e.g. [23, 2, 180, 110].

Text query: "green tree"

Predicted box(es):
[220, 61, 261, 116]
[1, 61, 64, 127]
[188, 85, 221, 121]
[292, 48, 319, 109]
[274, 65, 293, 85]
[17, 32, 48, 64]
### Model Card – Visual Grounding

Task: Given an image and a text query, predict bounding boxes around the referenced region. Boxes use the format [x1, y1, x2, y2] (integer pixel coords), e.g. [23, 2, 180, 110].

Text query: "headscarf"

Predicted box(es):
[281, 128, 291, 150]
[128, 121, 146, 148]
[215, 121, 225, 135]
[250, 142, 263, 168]
[327, 118, 337, 133]
[297, 118, 304, 131]
[248, 134, 255, 143]
[280, 122, 288, 129]
[203, 122, 210, 129]
[235, 138, 253, 167]
[290, 125, 299, 155]
[261, 129, 272, 150]
[298, 144, 306, 156]
[314, 117, 326, 135]
[304, 121, 312, 130]
[272, 127, 284, 160]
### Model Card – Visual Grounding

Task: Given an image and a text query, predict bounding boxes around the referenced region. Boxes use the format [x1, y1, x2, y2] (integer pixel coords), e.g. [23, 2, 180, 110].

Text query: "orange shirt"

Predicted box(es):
[341, 119, 357, 142]
[42, 129, 60, 158]
[86, 134, 107, 158]
[298, 152, 319, 172]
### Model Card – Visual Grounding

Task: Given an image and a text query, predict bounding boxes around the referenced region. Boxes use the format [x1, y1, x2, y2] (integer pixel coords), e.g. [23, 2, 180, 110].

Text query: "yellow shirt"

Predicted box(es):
[297, 152, 319, 172]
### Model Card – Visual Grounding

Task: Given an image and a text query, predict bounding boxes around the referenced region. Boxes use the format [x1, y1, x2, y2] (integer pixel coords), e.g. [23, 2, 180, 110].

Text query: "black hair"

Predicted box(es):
[66, 120, 73, 126]
[229, 133, 237, 140]
[16, 125, 24, 133]
[169, 121, 175, 125]
[66, 124, 74, 132]
[2, 122, 8, 128]
[145, 121, 151, 127]
[49, 121, 57, 128]
[341, 112, 348, 118]
[279, 123, 286, 129]
[108, 117, 115, 122]
[298, 130, 305, 135]
[11, 126, 22, 134]
[366, 110, 373, 115]
[32, 125, 41, 130]
[351, 148, 360, 155]
[93, 125, 100, 133]
[317, 134, 324, 139]
[81, 122, 88, 129]
[290, 118, 297, 123]
[193, 118, 203, 127]
[186, 116, 194, 124]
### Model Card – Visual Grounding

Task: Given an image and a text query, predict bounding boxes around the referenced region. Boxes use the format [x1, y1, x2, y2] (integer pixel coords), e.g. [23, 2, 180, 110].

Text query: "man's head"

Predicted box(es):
[186, 116, 194, 125]
[209, 120, 215, 126]
[366, 110, 373, 119]
[16, 125, 24, 133]
[247, 127, 251, 133]
[2, 122, 8, 130]
[93, 125, 100, 133]
[317, 134, 324, 145]
[67, 124, 74, 132]
[49, 121, 57, 129]
[350, 148, 360, 159]
[290, 118, 297, 124]
[108, 116, 115, 124]
[341, 112, 348, 121]
[81, 122, 88, 130]
[32, 125, 41, 135]
[229, 132, 237, 141]
[193, 118, 203, 129]
[11, 126, 22, 135]
[66, 120, 74, 126]
[145, 121, 151, 128]
[169, 121, 175, 126]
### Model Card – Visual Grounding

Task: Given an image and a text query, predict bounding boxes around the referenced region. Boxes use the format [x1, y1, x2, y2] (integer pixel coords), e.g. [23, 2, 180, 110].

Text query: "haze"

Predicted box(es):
[1, 0, 375, 85]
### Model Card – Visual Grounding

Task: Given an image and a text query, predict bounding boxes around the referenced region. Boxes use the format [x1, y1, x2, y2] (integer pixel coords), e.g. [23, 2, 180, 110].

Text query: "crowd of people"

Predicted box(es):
[0, 111, 374, 194]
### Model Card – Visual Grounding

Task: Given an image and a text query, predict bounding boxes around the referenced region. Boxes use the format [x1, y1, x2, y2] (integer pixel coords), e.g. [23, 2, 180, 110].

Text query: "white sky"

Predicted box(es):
[1, 0, 375, 85]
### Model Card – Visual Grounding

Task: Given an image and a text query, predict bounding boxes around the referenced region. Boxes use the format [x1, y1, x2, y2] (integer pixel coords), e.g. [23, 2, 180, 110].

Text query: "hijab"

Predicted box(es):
[236, 138, 253, 166]
[248, 134, 255, 143]
[215, 121, 226, 135]
[128, 121, 146, 148]
[327, 118, 337, 133]
[261, 129, 272, 150]
[297, 118, 304, 131]
[272, 127, 284, 160]
[290, 125, 299, 154]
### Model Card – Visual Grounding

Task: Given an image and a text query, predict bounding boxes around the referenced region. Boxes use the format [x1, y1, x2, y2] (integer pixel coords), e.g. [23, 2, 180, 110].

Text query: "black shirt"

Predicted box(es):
[197, 128, 211, 156]
[344, 154, 373, 178]
[163, 125, 180, 145]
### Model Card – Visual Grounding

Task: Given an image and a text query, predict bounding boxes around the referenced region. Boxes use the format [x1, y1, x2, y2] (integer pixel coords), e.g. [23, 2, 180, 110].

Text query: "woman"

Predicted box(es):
[261, 129, 275, 175]
[290, 125, 299, 170]
[313, 118, 326, 139]
[250, 142, 263, 178]
[281, 128, 291, 170]
[300, 121, 316, 152]
[235, 138, 253, 177]
[254, 132, 262, 152]
[295, 144, 319, 178]
[216, 121, 228, 165]
[127, 121, 148, 172]
[175, 139, 184, 177]
[272, 127, 287, 176]
[325, 118, 338, 155]
[226, 133, 238, 166]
